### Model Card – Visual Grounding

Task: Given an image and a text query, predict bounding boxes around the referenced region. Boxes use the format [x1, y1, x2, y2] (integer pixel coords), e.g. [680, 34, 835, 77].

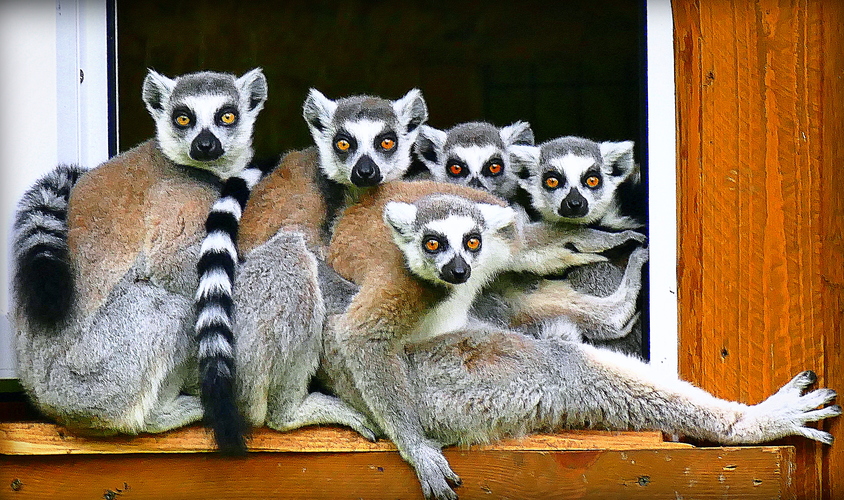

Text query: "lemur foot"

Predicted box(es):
[406, 442, 461, 500]
[732, 371, 840, 445]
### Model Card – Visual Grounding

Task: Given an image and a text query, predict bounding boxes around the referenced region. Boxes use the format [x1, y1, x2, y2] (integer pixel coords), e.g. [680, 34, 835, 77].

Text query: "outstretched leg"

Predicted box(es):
[404, 326, 840, 447]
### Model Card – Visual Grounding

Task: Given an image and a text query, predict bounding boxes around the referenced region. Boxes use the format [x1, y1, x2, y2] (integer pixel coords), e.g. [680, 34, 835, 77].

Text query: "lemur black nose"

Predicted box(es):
[558, 188, 589, 218]
[191, 129, 224, 161]
[350, 155, 382, 187]
[441, 255, 471, 284]
[468, 177, 484, 189]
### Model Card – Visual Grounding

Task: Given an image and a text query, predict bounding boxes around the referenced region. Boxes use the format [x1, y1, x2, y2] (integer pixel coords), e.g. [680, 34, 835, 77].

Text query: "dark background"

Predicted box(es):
[117, 0, 646, 162]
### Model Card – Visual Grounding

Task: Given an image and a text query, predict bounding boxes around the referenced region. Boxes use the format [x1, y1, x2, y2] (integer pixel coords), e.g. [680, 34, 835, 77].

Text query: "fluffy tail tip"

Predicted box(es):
[202, 368, 250, 455]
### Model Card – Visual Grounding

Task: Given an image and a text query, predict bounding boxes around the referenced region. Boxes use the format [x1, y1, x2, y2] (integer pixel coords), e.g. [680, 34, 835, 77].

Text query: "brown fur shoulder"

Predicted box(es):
[67, 139, 219, 309]
[239, 146, 325, 254]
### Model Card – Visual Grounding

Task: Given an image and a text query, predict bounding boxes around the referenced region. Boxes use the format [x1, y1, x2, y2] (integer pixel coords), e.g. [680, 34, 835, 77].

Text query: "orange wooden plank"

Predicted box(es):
[0, 446, 795, 499]
[0, 423, 691, 456]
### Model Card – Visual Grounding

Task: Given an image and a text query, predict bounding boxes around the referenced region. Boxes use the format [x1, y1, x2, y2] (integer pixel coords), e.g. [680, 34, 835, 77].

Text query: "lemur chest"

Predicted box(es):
[408, 284, 480, 343]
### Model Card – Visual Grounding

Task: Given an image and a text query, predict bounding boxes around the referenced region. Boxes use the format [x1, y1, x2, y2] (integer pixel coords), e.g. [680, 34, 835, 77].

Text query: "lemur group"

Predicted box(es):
[12, 69, 839, 499]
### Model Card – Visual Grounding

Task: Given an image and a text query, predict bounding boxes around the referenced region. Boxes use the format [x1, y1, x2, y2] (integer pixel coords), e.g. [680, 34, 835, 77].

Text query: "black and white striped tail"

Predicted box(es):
[195, 165, 265, 454]
[13, 164, 87, 325]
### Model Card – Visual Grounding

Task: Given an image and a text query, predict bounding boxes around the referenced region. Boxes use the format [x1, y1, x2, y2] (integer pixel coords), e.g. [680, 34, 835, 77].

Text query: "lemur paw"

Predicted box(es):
[734, 371, 840, 445]
[627, 246, 649, 272]
[407, 443, 461, 500]
[620, 230, 647, 246]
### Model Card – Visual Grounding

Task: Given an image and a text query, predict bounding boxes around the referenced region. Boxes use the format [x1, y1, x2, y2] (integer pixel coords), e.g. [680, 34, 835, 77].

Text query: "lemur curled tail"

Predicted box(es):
[12, 68, 269, 438]
[13, 164, 88, 325]
[195, 164, 269, 454]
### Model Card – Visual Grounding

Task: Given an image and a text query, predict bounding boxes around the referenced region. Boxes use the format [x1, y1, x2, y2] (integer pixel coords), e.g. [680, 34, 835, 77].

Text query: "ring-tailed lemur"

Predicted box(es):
[312, 180, 647, 499]
[12, 68, 267, 438]
[196, 89, 429, 452]
[238, 88, 428, 255]
[509, 136, 648, 354]
[314, 185, 840, 500]
[412, 121, 534, 202]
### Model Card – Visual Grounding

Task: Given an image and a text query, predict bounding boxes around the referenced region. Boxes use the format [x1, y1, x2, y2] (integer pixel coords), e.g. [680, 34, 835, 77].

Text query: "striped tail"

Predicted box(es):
[13, 164, 87, 325]
[195, 165, 266, 454]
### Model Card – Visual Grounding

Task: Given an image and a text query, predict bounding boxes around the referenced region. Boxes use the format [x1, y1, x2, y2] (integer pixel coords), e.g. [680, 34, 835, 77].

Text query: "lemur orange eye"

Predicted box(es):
[221, 112, 236, 125]
[545, 177, 559, 189]
[488, 163, 502, 175]
[465, 237, 481, 251]
[424, 239, 440, 252]
[381, 138, 395, 150]
[585, 176, 601, 188]
[175, 115, 191, 127]
[336, 139, 351, 151]
[449, 164, 463, 176]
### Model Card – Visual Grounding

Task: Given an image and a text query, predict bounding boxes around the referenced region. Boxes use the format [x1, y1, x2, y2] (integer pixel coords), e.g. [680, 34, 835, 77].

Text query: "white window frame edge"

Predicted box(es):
[56, 0, 113, 169]
[645, 0, 679, 377]
[0, 0, 112, 379]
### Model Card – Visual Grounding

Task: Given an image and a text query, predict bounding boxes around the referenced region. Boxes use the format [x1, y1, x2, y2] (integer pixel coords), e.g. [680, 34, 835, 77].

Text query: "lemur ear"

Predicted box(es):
[477, 203, 516, 233]
[393, 89, 428, 134]
[414, 125, 447, 170]
[508, 144, 540, 182]
[142, 69, 175, 119]
[500, 121, 535, 147]
[599, 140, 636, 178]
[384, 202, 418, 241]
[302, 88, 338, 135]
[236, 68, 268, 112]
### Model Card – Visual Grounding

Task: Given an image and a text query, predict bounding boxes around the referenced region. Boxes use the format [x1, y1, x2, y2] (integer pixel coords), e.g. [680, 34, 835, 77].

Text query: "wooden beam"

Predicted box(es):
[1, 445, 795, 499]
[673, 1, 844, 498]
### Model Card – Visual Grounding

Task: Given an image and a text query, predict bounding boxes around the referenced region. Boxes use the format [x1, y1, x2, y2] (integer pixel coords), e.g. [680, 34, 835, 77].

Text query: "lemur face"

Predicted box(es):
[415, 121, 534, 200]
[384, 194, 515, 287]
[304, 89, 428, 188]
[519, 137, 637, 225]
[142, 69, 268, 179]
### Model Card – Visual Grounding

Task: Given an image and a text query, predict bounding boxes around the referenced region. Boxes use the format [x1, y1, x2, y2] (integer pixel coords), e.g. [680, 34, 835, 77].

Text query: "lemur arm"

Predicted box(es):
[334, 320, 461, 500]
[507, 220, 646, 274]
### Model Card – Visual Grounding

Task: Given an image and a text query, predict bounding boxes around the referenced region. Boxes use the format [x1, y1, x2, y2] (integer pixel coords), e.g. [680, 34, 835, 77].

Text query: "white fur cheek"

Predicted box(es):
[476, 237, 513, 280]
[526, 185, 558, 220]
[314, 139, 346, 183]
[381, 142, 415, 182]
[156, 124, 193, 165]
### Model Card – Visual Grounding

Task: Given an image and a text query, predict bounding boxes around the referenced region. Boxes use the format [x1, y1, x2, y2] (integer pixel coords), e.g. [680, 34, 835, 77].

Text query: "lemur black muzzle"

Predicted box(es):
[441, 255, 471, 284]
[350, 155, 383, 187]
[558, 188, 589, 218]
[191, 129, 224, 161]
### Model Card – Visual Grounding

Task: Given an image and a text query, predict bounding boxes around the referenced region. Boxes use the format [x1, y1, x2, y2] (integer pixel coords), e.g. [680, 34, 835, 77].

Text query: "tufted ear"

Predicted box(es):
[508, 144, 541, 183]
[413, 125, 448, 171]
[142, 69, 176, 120]
[236, 68, 268, 113]
[384, 201, 418, 242]
[599, 140, 635, 179]
[393, 88, 429, 134]
[302, 88, 338, 135]
[477, 203, 516, 233]
[499, 121, 535, 147]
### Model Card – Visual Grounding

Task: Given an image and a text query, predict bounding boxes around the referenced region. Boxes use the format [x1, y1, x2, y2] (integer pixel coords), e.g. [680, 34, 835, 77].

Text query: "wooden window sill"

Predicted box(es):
[0, 423, 796, 499]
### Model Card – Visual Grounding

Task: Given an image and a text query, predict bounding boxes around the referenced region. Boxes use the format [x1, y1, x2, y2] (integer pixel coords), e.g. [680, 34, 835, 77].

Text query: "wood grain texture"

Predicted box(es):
[0, 424, 691, 456]
[673, 1, 844, 498]
[0, 446, 794, 499]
